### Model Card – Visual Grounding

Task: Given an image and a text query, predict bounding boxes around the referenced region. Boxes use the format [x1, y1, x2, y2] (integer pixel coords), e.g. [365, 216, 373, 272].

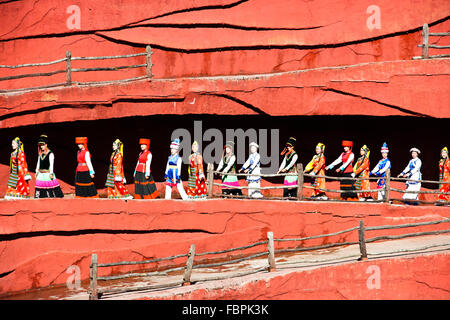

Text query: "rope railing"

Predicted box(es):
[88, 217, 450, 299]
[208, 164, 449, 205]
[413, 23, 450, 60]
[0, 46, 154, 93]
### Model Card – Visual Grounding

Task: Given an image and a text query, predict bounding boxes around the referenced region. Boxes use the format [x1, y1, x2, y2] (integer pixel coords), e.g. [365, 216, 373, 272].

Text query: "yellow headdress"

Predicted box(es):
[13, 137, 24, 152]
[361, 145, 370, 158]
[442, 147, 448, 157]
[114, 139, 123, 155]
[316, 142, 325, 153]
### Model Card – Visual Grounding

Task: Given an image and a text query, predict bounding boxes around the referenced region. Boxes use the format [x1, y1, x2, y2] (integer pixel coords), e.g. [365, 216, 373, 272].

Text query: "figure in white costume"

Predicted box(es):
[398, 147, 422, 203]
[239, 142, 264, 198]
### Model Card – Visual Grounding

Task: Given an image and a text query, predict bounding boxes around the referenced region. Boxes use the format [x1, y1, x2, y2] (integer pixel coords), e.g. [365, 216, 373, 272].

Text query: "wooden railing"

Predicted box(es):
[0, 46, 154, 93]
[88, 218, 450, 299]
[413, 23, 450, 60]
[207, 164, 450, 205]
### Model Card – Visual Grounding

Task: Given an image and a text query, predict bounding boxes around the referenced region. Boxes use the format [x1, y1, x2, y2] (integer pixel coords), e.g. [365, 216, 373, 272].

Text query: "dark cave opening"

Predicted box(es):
[0, 115, 448, 189]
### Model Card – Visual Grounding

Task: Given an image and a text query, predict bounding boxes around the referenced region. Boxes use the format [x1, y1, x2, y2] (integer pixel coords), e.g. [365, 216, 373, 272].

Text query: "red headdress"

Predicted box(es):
[342, 140, 353, 150]
[139, 138, 150, 150]
[75, 137, 88, 150]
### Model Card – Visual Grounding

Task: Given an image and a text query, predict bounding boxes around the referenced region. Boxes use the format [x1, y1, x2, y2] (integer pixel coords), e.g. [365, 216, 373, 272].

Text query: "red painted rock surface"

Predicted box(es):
[139, 253, 450, 300]
[1, 58, 450, 129]
[0, 198, 449, 294]
[0, 1, 449, 123]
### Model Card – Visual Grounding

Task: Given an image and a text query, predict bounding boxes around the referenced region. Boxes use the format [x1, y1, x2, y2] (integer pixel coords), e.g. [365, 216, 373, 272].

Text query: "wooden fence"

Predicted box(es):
[88, 217, 450, 299]
[207, 164, 450, 205]
[413, 23, 450, 60]
[0, 46, 154, 92]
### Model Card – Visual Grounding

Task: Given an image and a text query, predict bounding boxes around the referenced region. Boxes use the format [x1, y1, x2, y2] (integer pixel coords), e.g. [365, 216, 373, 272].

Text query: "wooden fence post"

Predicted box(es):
[422, 23, 429, 59]
[384, 169, 391, 203]
[182, 244, 196, 286]
[358, 221, 368, 261]
[89, 253, 98, 300]
[65, 50, 72, 85]
[207, 163, 214, 198]
[267, 231, 276, 272]
[146, 45, 153, 78]
[297, 163, 304, 201]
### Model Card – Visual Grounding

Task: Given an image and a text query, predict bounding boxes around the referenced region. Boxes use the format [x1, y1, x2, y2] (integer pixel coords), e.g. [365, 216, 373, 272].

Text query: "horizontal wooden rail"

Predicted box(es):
[0, 58, 67, 69]
[71, 53, 147, 61]
[365, 218, 450, 231]
[365, 229, 450, 243]
[390, 177, 450, 184]
[0, 46, 153, 91]
[196, 240, 268, 256]
[390, 187, 450, 195]
[0, 69, 66, 81]
[97, 253, 188, 268]
[71, 64, 147, 73]
[192, 252, 268, 269]
[303, 185, 383, 194]
[418, 44, 450, 49]
[274, 226, 359, 242]
[274, 241, 360, 254]
[429, 32, 450, 36]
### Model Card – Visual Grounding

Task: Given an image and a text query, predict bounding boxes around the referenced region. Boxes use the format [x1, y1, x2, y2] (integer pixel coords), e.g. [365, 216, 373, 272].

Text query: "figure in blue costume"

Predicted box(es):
[164, 138, 188, 200]
[370, 142, 391, 201]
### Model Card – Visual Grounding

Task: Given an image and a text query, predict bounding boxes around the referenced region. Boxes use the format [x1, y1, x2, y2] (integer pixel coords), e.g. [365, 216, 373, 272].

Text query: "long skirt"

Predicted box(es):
[355, 175, 372, 199]
[187, 172, 207, 200]
[438, 181, 449, 201]
[134, 172, 159, 199]
[312, 177, 326, 197]
[248, 180, 263, 198]
[5, 174, 30, 199]
[403, 182, 421, 201]
[341, 173, 357, 200]
[35, 172, 64, 198]
[75, 171, 98, 198]
[222, 180, 242, 196]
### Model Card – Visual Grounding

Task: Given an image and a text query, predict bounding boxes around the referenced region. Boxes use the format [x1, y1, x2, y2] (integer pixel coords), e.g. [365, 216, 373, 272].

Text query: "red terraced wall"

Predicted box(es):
[142, 253, 450, 300]
[0, 197, 449, 294]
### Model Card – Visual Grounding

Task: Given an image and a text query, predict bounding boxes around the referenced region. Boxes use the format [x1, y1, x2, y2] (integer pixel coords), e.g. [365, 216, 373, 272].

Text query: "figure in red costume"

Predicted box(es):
[75, 137, 98, 198]
[326, 140, 357, 200]
[438, 147, 450, 203]
[134, 138, 159, 199]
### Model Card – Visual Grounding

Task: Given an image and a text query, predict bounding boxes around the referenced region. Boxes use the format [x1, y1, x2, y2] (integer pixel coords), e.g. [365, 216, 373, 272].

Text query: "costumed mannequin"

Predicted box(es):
[352, 145, 373, 201]
[75, 137, 98, 198]
[326, 140, 357, 200]
[133, 138, 159, 199]
[398, 147, 422, 203]
[164, 138, 188, 200]
[277, 137, 298, 198]
[5, 137, 31, 199]
[216, 141, 242, 196]
[105, 139, 133, 199]
[239, 142, 263, 198]
[186, 141, 207, 199]
[304, 142, 328, 200]
[34, 135, 64, 198]
[370, 142, 391, 201]
[437, 147, 449, 202]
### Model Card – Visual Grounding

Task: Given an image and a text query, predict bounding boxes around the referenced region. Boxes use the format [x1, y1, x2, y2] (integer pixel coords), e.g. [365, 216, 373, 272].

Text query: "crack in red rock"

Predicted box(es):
[320, 87, 432, 118]
[414, 279, 450, 293]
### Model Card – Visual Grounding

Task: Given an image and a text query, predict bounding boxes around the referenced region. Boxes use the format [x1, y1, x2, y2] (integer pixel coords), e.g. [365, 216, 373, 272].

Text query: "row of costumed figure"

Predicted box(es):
[3, 135, 450, 203]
